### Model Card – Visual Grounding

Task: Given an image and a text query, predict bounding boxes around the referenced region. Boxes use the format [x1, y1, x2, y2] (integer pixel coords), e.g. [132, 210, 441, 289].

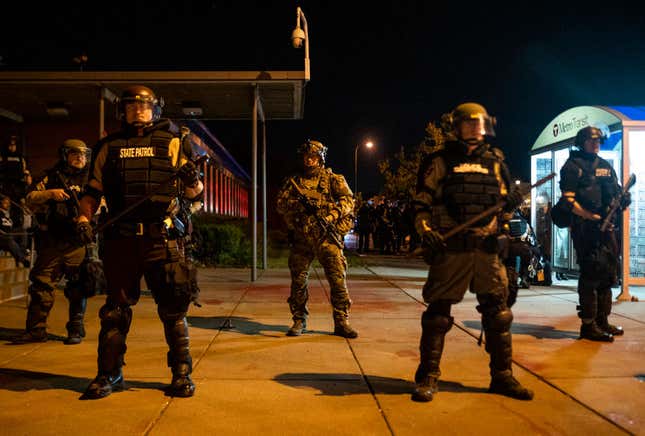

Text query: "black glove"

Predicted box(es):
[76, 221, 94, 245]
[177, 161, 200, 188]
[620, 192, 631, 210]
[421, 229, 446, 254]
[503, 187, 525, 212]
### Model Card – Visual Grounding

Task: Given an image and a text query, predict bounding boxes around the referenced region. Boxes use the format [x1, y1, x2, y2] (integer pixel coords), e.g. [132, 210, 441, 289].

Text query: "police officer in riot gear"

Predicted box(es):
[559, 126, 629, 342]
[0, 135, 30, 202]
[13, 139, 92, 344]
[276, 140, 358, 338]
[77, 85, 203, 399]
[412, 102, 533, 402]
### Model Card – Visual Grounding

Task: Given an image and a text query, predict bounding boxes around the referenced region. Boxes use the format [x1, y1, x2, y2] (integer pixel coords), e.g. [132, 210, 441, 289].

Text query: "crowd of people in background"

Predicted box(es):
[354, 197, 419, 255]
[0, 134, 34, 268]
[352, 196, 553, 289]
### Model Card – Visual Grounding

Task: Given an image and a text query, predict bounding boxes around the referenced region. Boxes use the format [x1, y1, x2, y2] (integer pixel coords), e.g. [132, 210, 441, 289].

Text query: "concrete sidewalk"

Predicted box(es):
[0, 255, 643, 435]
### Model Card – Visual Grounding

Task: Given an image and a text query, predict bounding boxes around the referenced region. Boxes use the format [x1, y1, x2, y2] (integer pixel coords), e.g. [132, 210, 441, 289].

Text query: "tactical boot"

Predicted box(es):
[286, 319, 306, 336]
[489, 374, 534, 400]
[82, 370, 124, 400]
[64, 323, 86, 345]
[64, 330, 82, 345]
[166, 363, 195, 398]
[12, 328, 48, 344]
[411, 373, 438, 402]
[596, 290, 624, 336]
[597, 320, 624, 336]
[580, 322, 614, 342]
[333, 318, 358, 338]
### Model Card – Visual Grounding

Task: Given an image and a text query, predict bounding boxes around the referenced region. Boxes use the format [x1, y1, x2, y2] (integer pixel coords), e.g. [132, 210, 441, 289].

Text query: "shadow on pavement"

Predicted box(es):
[0, 327, 67, 344]
[462, 320, 579, 340]
[188, 316, 329, 337]
[0, 368, 166, 395]
[273, 373, 488, 396]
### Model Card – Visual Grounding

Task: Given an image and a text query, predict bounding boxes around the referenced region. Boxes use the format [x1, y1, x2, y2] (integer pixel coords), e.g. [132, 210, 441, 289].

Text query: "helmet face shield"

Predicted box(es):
[61, 139, 91, 170]
[119, 85, 163, 126]
[575, 126, 606, 152]
[450, 102, 496, 142]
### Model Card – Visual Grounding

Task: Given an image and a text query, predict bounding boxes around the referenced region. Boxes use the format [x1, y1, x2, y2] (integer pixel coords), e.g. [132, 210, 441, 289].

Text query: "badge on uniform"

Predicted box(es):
[595, 168, 610, 177]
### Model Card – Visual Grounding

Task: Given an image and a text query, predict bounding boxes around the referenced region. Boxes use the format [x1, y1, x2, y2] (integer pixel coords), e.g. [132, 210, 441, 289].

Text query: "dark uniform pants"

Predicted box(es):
[417, 249, 514, 381]
[572, 224, 618, 322]
[288, 238, 351, 321]
[97, 233, 195, 375]
[27, 235, 86, 333]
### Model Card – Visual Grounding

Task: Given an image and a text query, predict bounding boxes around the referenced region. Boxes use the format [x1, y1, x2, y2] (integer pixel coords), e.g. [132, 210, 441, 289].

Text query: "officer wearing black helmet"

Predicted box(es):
[0, 134, 30, 202]
[76, 85, 203, 399]
[558, 126, 630, 342]
[411, 102, 533, 403]
[13, 139, 92, 344]
[276, 139, 358, 338]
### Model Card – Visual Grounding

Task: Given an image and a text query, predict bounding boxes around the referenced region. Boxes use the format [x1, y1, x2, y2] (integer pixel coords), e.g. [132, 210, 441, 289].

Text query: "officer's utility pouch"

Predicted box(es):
[482, 234, 508, 256]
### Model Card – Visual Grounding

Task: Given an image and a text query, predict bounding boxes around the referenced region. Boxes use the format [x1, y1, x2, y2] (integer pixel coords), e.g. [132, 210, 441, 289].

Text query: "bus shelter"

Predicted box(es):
[530, 105, 645, 301]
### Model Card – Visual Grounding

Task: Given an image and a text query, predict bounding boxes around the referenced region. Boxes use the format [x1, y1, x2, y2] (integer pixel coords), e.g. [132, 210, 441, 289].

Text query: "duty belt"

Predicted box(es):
[107, 222, 167, 238]
[444, 232, 500, 254]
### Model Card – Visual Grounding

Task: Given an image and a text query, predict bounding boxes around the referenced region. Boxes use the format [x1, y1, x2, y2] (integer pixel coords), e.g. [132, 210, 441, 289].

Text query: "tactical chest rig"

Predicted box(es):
[103, 127, 178, 225]
[434, 145, 506, 253]
[41, 166, 88, 236]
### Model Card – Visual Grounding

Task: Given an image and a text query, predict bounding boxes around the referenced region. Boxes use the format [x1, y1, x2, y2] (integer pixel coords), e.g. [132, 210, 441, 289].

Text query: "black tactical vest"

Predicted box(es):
[0, 153, 24, 182]
[102, 122, 178, 223]
[42, 164, 89, 236]
[440, 145, 504, 227]
[564, 151, 618, 214]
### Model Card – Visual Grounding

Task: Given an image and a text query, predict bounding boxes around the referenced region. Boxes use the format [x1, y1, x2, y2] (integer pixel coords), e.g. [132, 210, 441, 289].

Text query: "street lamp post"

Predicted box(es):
[354, 141, 374, 195]
[291, 7, 310, 82]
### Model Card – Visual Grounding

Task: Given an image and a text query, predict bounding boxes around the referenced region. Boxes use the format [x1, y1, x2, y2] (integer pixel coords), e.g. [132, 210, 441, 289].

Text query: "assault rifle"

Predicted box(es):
[55, 170, 82, 213]
[600, 173, 636, 232]
[288, 178, 344, 248]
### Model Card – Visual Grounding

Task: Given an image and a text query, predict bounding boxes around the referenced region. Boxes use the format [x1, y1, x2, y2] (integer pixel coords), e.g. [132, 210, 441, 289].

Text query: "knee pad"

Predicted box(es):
[99, 303, 132, 332]
[482, 308, 513, 331]
[422, 304, 454, 333]
[476, 294, 507, 316]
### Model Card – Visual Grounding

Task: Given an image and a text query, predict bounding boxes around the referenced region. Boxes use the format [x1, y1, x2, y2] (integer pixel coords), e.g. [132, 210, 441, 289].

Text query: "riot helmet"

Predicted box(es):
[444, 102, 496, 144]
[298, 139, 327, 168]
[4, 135, 19, 154]
[119, 85, 163, 126]
[574, 126, 605, 153]
[59, 139, 90, 170]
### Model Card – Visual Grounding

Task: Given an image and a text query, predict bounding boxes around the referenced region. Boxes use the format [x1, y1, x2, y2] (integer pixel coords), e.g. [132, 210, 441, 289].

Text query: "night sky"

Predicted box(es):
[3, 1, 645, 196]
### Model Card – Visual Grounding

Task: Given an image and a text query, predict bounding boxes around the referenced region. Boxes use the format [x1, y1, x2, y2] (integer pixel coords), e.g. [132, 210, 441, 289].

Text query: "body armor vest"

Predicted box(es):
[566, 152, 618, 214]
[439, 146, 504, 228]
[42, 164, 88, 237]
[291, 168, 354, 237]
[102, 122, 178, 223]
[0, 154, 25, 182]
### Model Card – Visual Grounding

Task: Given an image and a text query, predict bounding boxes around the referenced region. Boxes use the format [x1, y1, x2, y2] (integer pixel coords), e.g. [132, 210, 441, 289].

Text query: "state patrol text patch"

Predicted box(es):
[453, 163, 489, 174]
[119, 147, 155, 158]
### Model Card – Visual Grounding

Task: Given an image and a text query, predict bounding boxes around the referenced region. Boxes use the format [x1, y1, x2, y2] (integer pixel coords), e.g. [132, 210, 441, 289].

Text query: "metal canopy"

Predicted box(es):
[0, 70, 306, 121]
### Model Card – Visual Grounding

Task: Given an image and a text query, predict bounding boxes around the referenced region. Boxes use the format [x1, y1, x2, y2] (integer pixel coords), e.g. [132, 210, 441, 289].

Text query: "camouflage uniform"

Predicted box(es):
[276, 140, 357, 338]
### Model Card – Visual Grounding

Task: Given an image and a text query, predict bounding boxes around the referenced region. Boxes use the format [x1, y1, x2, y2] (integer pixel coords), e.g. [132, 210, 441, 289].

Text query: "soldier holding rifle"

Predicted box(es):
[276, 140, 357, 338]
